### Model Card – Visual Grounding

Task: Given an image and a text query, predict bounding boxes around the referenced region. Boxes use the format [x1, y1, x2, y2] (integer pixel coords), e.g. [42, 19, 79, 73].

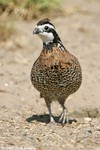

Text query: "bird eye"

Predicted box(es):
[45, 26, 49, 30]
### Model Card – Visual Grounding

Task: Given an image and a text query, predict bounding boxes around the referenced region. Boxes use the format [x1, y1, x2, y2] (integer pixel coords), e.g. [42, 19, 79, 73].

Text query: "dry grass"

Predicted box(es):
[0, 20, 15, 41]
[0, 0, 62, 20]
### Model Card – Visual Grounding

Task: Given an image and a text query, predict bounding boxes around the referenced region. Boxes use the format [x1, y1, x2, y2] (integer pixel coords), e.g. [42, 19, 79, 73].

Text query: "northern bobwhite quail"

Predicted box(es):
[31, 18, 82, 125]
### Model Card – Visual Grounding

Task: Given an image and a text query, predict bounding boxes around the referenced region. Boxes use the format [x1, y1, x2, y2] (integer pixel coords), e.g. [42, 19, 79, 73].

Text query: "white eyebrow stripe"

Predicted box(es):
[37, 24, 55, 29]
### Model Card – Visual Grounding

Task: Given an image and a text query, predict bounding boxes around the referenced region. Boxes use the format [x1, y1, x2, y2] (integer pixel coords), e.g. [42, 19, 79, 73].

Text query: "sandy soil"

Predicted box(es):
[0, 0, 100, 149]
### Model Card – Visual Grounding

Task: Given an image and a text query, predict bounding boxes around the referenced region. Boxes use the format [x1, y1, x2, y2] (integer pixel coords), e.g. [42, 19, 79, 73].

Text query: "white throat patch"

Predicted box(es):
[38, 32, 54, 44]
[36, 24, 55, 44]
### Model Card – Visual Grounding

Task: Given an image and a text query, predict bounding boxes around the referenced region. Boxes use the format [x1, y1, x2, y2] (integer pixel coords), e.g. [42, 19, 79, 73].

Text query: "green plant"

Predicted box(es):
[24, 0, 60, 10]
[0, 0, 13, 5]
[0, 0, 62, 19]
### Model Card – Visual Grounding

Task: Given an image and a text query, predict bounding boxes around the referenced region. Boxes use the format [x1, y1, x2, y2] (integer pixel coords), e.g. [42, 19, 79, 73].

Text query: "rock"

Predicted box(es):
[86, 108, 99, 118]
[84, 117, 92, 123]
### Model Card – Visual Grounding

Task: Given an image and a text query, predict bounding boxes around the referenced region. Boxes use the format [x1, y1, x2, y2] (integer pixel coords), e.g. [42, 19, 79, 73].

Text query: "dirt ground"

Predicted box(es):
[0, 0, 100, 149]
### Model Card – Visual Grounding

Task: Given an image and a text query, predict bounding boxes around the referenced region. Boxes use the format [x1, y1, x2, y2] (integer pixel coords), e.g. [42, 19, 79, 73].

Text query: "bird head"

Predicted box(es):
[33, 18, 61, 45]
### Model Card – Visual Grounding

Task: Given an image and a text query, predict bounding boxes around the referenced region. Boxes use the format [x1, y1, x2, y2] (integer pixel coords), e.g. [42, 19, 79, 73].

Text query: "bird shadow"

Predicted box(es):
[26, 114, 77, 124]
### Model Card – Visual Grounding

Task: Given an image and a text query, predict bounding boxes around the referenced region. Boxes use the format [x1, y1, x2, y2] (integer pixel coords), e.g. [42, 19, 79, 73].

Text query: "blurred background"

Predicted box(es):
[0, 0, 100, 116]
[0, 0, 100, 115]
[0, 0, 100, 148]
[0, 0, 100, 117]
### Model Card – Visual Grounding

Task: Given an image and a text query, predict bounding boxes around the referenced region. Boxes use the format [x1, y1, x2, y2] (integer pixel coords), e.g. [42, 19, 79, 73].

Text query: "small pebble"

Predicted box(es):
[87, 108, 99, 118]
[84, 117, 92, 123]
[5, 83, 9, 87]
[95, 125, 100, 131]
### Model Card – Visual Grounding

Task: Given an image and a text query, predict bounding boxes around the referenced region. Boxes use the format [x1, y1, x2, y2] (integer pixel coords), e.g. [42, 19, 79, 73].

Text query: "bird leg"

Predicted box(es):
[45, 98, 55, 123]
[59, 102, 69, 125]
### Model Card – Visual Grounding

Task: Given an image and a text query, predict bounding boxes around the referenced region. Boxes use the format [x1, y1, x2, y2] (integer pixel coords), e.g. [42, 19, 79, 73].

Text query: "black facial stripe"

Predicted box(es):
[47, 28, 61, 43]
[37, 21, 55, 28]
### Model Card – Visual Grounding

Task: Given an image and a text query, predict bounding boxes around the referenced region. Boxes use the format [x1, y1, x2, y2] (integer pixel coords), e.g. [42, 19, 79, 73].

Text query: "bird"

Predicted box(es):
[31, 18, 82, 125]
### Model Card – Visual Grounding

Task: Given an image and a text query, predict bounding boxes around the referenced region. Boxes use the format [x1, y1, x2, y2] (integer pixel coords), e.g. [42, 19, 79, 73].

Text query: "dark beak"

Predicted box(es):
[33, 28, 41, 34]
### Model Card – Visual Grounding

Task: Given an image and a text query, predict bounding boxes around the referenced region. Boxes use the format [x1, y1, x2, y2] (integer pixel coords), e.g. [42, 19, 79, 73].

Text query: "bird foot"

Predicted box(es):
[50, 116, 55, 123]
[59, 109, 69, 126]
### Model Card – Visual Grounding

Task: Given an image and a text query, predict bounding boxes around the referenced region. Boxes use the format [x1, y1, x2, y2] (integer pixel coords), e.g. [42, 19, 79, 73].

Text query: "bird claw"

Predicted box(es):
[50, 116, 55, 123]
[59, 109, 69, 125]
